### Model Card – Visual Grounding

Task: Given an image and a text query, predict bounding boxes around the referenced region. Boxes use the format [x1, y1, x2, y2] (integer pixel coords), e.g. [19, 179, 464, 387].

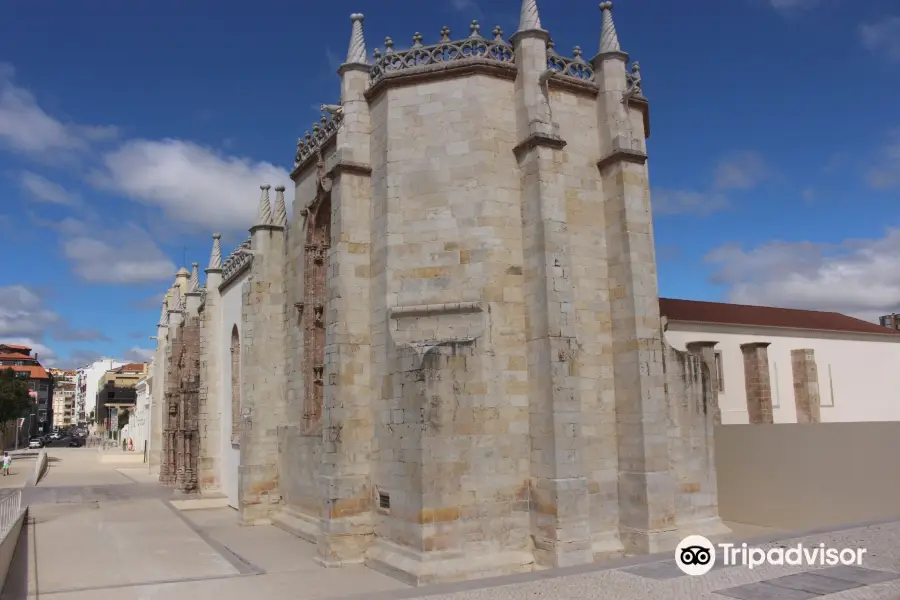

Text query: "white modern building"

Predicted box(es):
[123, 364, 152, 457]
[662, 298, 900, 424]
[75, 358, 125, 425]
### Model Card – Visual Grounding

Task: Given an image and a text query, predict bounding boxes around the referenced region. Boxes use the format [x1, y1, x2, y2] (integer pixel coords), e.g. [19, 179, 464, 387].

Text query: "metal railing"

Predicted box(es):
[0, 491, 22, 537]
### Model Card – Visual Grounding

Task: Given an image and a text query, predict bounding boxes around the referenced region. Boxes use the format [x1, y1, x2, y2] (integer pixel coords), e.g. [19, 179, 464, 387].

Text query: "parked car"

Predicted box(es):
[28, 437, 43, 449]
[68, 438, 84, 447]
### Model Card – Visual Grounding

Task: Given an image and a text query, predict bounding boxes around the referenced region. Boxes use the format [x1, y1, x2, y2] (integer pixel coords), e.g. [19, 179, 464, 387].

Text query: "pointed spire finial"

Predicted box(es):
[256, 184, 272, 226]
[189, 262, 200, 291]
[273, 186, 287, 227]
[171, 288, 184, 313]
[207, 233, 222, 271]
[517, 0, 542, 32]
[158, 300, 168, 326]
[598, 1, 622, 55]
[345, 13, 368, 65]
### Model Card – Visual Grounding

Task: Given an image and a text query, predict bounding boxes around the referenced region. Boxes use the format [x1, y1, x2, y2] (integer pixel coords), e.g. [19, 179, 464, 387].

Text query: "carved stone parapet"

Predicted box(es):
[370, 28, 514, 85]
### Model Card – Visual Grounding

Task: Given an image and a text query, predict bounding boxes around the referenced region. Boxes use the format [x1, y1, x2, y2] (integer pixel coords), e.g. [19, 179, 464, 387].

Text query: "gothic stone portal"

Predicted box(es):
[160, 318, 201, 493]
[301, 183, 330, 432]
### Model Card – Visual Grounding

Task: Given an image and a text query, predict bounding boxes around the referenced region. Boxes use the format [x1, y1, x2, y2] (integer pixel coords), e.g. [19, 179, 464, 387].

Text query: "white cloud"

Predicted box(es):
[20, 171, 80, 205]
[0, 286, 61, 340]
[93, 139, 291, 231]
[705, 228, 900, 319]
[0, 284, 110, 351]
[61, 222, 176, 284]
[123, 347, 154, 363]
[41, 217, 175, 284]
[860, 17, 900, 62]
[769, 0, 821, 10]
[713, 152, 769, 191]
[866, 128, 900, 189]
[0, 63, 117, 158]
[652, 152, 769, 216]
[653, 189, 729, 216]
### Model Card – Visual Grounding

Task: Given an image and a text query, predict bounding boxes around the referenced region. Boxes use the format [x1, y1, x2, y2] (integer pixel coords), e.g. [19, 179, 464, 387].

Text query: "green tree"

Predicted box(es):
[0, 368, 31, 423]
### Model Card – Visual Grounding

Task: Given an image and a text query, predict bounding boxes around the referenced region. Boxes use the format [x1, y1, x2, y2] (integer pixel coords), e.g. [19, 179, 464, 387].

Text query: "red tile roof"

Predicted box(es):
[116, 363, 147, 372]
[660, 298, 898, 336]
[0, 344, 31, 354]
[0, 353, 39, 361]
[1, 365, 50, 379]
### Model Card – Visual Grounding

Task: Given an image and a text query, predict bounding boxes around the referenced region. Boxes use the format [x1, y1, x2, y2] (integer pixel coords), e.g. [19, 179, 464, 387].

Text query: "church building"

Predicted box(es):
[149, 0, 730, 585]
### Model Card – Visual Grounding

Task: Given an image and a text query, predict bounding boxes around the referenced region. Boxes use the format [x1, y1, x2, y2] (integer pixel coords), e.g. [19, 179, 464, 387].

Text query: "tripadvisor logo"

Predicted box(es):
[676, 535, 717, 576]
[675, 535, 867, 576]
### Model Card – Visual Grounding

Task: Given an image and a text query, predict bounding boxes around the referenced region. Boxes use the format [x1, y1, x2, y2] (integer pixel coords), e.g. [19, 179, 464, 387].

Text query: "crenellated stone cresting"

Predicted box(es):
[370, 21, 514, 84]
[295, 111, 345, 167]
[546, 40, 594, 83]
[220, 237, 253, 290]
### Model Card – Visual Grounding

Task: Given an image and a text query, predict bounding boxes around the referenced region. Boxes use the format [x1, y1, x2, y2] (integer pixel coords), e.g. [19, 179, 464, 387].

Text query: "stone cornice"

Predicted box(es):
[326, 159, 372, 179]
[513, 131, 567, 159]
[389, 301, 483, 319]
[596, 147, 648, 171]
[290, 136, 338, 181]
[364, 60, 517, 103]
[337, 62, 372, 77]
[509, 28, 551, 46]
[249, 223, 284, 234]
[218, 261, 251, 293]
[591, 50, 629, 65]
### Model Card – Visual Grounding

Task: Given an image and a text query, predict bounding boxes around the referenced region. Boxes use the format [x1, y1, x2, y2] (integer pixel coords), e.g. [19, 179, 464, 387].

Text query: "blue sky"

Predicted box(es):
[1, 0, 898, 368]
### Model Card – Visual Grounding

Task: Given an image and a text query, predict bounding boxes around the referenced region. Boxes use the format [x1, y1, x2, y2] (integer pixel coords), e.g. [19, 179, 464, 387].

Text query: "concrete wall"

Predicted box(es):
[0, 506, 26, 592]
[219, 272, 248, 508]
[665, 323, 900, 423]
[715, 422, 900, 531]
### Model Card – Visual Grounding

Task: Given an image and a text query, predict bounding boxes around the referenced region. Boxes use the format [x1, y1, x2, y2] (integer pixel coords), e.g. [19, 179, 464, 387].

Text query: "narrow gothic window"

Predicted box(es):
[230, 325, 241, 443]
[301, 192, 330, 428]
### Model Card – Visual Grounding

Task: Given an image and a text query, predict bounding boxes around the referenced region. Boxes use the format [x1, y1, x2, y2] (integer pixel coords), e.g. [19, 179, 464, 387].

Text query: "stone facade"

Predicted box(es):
[149, 0, 730, 586]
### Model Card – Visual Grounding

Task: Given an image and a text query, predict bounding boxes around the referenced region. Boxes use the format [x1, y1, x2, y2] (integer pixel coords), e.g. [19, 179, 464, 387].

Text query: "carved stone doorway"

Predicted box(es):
[301, 192, 330, 431]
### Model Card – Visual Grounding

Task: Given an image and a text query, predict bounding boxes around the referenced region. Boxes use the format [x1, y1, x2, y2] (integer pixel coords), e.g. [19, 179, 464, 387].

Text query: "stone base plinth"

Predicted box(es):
[678, 516, 733, 542]
[271, 506, 321, 544]
[591, 529, 626, 562]
[365, 539, 533, 586]
[238, 464, 280, 525]
[620, 526, 681, 555]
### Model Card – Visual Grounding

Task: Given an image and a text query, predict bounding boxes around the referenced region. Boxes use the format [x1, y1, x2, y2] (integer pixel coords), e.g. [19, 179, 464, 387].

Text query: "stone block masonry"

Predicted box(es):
[741, 342, 774, 425]
[791, 348, 821, 424]
[152, 0, 731, 588]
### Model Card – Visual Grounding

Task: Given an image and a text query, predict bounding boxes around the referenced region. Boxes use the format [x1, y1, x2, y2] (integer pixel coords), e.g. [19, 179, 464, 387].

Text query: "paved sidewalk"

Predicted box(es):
[4, 448, 900, 599]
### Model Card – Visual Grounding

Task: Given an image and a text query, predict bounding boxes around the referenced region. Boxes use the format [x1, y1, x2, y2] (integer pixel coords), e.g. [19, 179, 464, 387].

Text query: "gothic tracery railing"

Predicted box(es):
[546, 41, 595, 82]
[370, 21, 514, 85]
[295, 112, 344, 167]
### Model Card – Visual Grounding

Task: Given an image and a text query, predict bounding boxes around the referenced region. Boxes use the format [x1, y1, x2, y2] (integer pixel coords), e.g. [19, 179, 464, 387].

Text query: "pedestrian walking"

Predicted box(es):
[2, 452, 11, 476]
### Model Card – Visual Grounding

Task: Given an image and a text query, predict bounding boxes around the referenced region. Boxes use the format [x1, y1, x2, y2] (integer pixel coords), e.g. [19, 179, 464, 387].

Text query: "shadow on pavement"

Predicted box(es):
[1, 514, 33, 600]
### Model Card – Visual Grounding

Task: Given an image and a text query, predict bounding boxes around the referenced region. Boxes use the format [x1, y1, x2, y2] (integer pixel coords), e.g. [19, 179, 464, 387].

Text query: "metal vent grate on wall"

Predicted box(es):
[378, 492, 390, 510]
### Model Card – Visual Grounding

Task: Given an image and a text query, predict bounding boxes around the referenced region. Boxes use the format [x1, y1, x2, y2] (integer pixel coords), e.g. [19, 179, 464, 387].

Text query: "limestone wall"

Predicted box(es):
[663, 341, 722, 531]
[219, 271, 249, 507]
[280, 159, 322, 527]
[367, 73, 536, 581]
[549, 84, 622, 556]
